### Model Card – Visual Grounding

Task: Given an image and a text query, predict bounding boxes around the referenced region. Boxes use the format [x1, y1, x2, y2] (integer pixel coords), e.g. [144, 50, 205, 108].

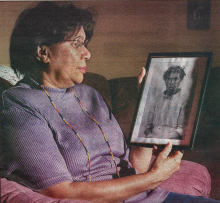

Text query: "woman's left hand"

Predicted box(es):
[137, 67, 146, 92]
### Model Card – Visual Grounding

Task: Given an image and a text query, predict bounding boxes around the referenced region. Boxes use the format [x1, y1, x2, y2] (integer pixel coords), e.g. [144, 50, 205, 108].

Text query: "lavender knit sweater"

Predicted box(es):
[1, 77, 169, 203]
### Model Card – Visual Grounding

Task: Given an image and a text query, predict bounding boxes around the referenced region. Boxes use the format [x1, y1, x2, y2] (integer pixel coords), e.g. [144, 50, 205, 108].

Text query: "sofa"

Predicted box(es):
[1, 67, 220, 202]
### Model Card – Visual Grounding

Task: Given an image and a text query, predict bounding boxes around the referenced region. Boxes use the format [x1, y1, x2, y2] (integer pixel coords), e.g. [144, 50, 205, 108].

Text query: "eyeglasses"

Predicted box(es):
[64, 38, 88, 49]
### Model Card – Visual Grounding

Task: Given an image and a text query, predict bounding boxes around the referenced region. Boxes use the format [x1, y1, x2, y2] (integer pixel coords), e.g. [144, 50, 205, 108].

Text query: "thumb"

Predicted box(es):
[138, 67, 146, 91]
[161, 142, 173, 158]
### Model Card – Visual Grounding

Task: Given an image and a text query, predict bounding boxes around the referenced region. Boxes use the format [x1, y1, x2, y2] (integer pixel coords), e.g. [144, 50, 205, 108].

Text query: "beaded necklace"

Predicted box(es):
[41, 85, 120, 181]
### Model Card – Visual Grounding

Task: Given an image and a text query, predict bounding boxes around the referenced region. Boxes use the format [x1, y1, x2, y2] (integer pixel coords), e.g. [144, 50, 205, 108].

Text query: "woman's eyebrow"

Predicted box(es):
[73, 35, 84, 40]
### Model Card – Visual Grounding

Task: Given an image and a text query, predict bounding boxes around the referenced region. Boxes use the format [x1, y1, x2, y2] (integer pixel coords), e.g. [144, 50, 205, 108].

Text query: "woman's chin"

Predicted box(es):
[56, 74, 84, 88]
[71, 75, 84, 86]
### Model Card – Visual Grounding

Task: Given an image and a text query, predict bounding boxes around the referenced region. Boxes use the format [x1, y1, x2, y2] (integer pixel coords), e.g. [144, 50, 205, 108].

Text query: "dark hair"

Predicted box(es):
[163, 65, 186, 81]
[10, 1, 96, 76]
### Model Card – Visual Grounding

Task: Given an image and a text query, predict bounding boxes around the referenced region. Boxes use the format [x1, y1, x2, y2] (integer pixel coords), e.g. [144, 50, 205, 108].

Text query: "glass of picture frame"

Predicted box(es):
[129, 52, 214, 150]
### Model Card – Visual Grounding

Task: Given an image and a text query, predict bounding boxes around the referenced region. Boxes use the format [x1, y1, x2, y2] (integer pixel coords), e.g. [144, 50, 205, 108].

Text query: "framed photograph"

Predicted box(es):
[129, 52, 214, 150]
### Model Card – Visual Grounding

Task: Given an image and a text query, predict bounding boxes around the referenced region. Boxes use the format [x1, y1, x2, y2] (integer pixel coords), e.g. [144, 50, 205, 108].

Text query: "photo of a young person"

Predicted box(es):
[144, 65, 186, 139]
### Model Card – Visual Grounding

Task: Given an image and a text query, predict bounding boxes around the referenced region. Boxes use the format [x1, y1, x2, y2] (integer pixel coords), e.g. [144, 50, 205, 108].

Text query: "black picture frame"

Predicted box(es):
[129, 52, 214, 150]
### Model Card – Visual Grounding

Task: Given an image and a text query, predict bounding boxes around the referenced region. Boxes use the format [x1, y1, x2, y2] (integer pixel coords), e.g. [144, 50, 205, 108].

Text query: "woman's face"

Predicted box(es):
[42, 27, 91, 88]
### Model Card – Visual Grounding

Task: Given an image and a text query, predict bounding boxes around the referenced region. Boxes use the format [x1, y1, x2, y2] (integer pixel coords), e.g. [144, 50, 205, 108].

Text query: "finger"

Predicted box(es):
[161, 142, 172, 158]
[153, 145, 158, 151]
[169, 150, 183, 157]
[138, 67, 146, 92]
[153, 145, 161, 153]
[173, 150, 183, 160]
[153, 145, 160, 156]
[138, 67, 146, 85]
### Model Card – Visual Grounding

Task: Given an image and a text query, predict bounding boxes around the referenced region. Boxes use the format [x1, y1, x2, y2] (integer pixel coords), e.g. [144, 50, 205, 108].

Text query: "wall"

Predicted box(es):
[0, 0, 219, 80]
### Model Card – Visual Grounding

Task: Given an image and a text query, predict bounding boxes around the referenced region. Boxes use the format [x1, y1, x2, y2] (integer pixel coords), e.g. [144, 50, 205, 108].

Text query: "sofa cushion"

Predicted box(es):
[159, 159, 211, 198]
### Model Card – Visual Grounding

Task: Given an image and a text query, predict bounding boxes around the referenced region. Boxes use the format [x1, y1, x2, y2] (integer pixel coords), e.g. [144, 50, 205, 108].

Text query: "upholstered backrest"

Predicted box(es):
[203, 67, 220, 123]
[109, 77, 138, 140]
[82, 72, 112, 110]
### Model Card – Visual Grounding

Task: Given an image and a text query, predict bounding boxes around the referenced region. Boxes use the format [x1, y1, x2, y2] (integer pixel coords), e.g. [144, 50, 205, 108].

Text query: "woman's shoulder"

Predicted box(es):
[3, 80, 38, 99]
[2, 79, 45, 111]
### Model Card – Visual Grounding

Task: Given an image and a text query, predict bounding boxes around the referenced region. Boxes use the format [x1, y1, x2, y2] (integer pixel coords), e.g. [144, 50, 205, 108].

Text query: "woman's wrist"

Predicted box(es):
[129, 146, 153, 173]
[144, 170, 164, 189]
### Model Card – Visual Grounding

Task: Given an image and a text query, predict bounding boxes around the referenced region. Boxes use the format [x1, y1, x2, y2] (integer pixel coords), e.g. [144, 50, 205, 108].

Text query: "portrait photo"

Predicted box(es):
[130, 52, 213, 150]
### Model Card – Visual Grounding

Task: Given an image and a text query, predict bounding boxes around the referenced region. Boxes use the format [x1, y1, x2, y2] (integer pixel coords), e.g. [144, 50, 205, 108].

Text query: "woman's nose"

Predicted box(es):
[82, 47, 91, 60]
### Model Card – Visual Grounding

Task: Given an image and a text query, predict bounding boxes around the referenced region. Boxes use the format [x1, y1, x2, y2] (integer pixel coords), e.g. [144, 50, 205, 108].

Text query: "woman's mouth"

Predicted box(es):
[79, 67, 86, 73]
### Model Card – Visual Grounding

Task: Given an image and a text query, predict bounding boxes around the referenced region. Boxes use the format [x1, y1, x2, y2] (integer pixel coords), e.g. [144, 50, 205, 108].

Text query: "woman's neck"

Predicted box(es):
[29, 70, 75, 89]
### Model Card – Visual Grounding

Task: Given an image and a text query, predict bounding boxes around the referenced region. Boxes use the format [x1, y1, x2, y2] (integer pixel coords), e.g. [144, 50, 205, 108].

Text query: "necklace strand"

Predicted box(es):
[41, 85, 120, 181]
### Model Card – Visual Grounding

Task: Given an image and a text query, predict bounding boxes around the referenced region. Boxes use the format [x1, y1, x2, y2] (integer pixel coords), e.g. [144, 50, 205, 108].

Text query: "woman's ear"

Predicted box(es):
[36, 45, 50, 64]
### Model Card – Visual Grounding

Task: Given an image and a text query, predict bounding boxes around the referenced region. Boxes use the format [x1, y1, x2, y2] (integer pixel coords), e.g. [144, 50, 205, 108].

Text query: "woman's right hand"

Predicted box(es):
[149, 142, 183, 183]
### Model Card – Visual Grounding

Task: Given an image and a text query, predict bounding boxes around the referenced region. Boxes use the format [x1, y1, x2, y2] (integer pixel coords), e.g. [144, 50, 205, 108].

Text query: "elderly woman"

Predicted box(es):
[1, 2, 219, 203]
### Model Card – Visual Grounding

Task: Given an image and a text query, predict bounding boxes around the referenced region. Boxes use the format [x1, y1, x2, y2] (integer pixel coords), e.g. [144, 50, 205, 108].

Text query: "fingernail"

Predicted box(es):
[167, 142, 172, 147]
